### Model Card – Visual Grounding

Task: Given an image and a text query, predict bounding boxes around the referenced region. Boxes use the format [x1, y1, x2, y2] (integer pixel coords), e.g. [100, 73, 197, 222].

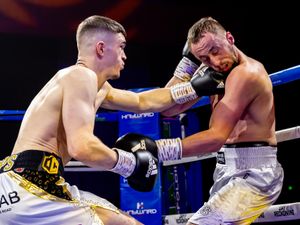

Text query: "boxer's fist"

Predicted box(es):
[182, 41, 200, 67]
[114, 133, 158, 158]
[190, 66, 226, 96]
[170, 67, 227, 104]
[113, 133, 159, 192]
[174, 41, 201, 81]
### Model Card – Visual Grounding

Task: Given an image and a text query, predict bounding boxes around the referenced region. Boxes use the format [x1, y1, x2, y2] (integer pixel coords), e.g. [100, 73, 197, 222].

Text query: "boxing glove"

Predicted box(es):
[174, 41, 201, 81]
[112, 134, 159, 192]
[191, 66, 226, 96]
[170, 66, 227, 104]
[115, 133, 183, 162]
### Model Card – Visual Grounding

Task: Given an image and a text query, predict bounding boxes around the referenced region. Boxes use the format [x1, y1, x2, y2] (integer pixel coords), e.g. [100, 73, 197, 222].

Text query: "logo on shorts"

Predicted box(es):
[0, 191, 20, 210]
[176, 214, 189, 224]
[199, 205, 212, 216]
[216, 152, 225, 164]
[42, 155, 59, 174]
[0, 155, 18, 172]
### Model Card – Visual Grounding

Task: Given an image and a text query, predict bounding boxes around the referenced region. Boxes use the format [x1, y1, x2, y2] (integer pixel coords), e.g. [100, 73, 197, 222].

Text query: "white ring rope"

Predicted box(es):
[163, 125, 300, 166]
[66, 125, 300, 169]
[254, 202, 300, 223]
[275, 126, 300, 143]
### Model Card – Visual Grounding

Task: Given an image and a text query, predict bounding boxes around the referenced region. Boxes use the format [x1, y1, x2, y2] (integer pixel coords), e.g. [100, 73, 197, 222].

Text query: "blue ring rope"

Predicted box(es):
[193, 64, 300, 108]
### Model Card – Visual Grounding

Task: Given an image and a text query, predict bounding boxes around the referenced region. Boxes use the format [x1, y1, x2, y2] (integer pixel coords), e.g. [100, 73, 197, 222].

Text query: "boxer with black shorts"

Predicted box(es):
[0, 15, 206, 225]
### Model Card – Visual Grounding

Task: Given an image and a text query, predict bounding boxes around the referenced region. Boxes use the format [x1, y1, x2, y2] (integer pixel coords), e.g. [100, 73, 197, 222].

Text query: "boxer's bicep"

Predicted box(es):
[62, 72, 98, 154]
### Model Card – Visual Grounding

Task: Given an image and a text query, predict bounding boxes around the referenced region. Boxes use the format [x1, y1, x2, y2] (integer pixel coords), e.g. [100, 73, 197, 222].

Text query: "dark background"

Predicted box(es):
[0, 0, 299, 224]
[0, 0, 299, 109]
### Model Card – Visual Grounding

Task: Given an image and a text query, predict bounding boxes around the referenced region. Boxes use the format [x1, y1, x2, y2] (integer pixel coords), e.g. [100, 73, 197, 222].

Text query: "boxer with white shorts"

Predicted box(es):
[188, 143, 283, 224]
[150, 16, 284, 224]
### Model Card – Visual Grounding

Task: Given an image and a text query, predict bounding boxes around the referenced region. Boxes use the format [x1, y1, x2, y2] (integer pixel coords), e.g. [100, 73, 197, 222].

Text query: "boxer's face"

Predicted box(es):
[99, 32, 127, 80]
[191, 32, 236, 73]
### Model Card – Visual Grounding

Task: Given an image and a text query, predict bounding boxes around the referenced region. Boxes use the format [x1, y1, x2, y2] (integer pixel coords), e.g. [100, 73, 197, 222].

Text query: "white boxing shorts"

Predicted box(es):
[188, 143, 284, 225]
[0, 151, 120, 225]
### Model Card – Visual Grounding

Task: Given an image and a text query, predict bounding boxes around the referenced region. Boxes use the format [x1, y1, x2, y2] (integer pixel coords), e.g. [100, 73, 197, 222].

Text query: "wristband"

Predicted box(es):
[174, 57, 199, 81]
[110, 148, 136, 178]
[155, 138, 182, 161]
[170, 82, 198, 104]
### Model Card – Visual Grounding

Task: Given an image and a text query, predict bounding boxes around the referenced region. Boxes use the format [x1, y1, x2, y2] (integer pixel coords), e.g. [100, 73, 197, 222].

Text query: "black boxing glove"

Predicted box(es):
[170, 66, 227, 104]
[191, 66, 226, 96]
[111, 134, 159, 192]
[174, 41, 201, 81]
[115, 133, 183, 162]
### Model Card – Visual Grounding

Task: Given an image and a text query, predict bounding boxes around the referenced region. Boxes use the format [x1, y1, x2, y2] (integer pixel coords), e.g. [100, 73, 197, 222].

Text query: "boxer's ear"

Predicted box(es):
[96, 41, 104, 57]
[226, 32, 235, 45]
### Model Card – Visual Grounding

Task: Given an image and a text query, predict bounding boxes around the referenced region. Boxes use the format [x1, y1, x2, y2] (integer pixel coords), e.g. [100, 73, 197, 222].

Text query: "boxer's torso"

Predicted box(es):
[210, 58, 276, 146]
[11, 65, 108, 165]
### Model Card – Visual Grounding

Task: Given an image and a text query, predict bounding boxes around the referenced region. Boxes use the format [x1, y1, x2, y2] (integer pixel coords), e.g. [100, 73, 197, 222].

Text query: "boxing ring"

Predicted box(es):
[1, 65, 300, 224]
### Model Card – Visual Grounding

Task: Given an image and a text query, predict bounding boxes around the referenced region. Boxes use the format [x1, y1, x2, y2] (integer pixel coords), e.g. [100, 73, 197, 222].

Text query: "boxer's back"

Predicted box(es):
[12, 67, 73, 163]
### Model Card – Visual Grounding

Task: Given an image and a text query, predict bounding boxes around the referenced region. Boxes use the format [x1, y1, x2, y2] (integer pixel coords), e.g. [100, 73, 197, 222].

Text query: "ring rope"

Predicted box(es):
[65, 125, 300, 169]
[254, 202, 300, 223]
[275, 126, 300, 143]
[163, 125, 300, 166]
